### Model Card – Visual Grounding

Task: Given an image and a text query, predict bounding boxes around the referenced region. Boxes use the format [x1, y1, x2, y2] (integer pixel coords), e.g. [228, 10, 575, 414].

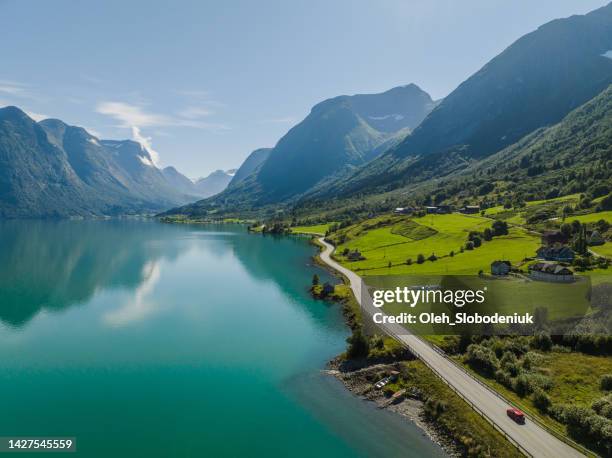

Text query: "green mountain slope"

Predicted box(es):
[321, 3, 612, 199]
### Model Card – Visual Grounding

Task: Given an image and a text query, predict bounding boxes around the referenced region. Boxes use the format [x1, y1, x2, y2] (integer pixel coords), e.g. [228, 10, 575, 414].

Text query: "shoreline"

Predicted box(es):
[323, 360, 461, 457]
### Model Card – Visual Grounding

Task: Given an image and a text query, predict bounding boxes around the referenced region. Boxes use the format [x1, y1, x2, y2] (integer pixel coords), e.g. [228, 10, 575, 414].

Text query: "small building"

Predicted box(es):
[437, 205, 452, 214]
[536, 245, 575, 262]
[394, 207, 414, 215]
[491, 260, 511, 276]
[541, 230, 569, 247]
[529, 262, 574, 283]
[588, 230, 605, 246]
[321, 282, 335, 296]
[347, 250, 364, 261]
[460, 205, 480, 214]
[425, 206, 438, 214]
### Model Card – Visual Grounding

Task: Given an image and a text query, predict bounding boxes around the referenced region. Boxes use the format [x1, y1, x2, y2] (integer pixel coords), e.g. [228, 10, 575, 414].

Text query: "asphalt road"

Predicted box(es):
[317, 237, 584, 458]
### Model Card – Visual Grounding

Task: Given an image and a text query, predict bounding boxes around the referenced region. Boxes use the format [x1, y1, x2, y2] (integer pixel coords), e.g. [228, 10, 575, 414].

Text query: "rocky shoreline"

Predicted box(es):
[325, 358, 461, 457]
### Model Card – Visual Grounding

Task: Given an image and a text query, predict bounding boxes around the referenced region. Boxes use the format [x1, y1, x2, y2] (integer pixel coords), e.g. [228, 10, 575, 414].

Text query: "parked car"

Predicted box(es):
[374, 377, 391, 389]
[506, 408, 525, 424]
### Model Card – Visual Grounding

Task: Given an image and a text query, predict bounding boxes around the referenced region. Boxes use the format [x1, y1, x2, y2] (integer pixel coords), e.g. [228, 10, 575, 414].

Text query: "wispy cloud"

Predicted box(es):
[96, 101, 229, 130]
[0, 79, 34, 99]
[259, 116, 297, 124]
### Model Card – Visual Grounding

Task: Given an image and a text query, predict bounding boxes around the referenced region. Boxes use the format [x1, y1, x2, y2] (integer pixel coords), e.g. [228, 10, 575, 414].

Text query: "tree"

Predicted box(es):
[473, 236, 482, 248]
[417, 254, 425, 264]
[465, 241, 475, 250]
[312, 274, 319, 286]
[406, 258, 413, 265]
[492, 220, 509, 236]
[346, 331, 370, 359]
[483, 228, 493, 241]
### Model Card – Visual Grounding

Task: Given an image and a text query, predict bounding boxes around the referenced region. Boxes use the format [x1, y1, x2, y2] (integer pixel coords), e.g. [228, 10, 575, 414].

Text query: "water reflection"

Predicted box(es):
[0, 220, 185, 327]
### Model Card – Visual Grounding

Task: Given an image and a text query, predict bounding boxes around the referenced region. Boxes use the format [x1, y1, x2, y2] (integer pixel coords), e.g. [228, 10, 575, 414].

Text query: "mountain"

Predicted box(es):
[167, 84, 436, 217]
[162, 166, 199, 196]
[427, 83, 612, 207]
[194, 169, 236, 198]
[321, 3, 612, 198]
[0, 106, 197, 218]
[229, 148, 272, 187]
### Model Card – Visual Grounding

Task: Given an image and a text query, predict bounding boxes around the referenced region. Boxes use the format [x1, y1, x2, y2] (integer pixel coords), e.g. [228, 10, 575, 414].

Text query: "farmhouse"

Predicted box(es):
[393, 207, 414, 215]
[541, 230, 569, 247]
[425, 206, 438, 214]
[588, 230, 605, 246]
[437, 205, 452, 214]
[528, 262, 574, 283]
[536, 245, 575, 262]
[347, 250, 364, 261]
[491, 260, 511, 276]
[459, 205, 480, 214]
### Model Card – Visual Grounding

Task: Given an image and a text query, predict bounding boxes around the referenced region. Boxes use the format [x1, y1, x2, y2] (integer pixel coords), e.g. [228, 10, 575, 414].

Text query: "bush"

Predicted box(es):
[424, 398, 448, 419]
[346, 331, 370, 359]
[533, 388, 552, 412]
[465, 344, 499, 376]
[492, 220, 509, 236]
[417, 254, 425, 264]
[513, 374, 533, 397]
[532, 333, 553, 351]
[601, 374, 612, 391]
[465, 241, 475, 250]
[428, 253, 438, 262]
[593, 395, 612, 420]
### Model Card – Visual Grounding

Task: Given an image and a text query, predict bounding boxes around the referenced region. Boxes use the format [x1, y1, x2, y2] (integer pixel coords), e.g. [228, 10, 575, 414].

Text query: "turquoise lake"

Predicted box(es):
[0, 220, 444, 457]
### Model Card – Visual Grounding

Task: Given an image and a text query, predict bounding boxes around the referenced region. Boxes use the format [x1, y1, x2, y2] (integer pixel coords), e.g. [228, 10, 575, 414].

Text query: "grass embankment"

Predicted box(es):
[389, 360, 523, 457]
[327, 213, 539, 275]
[291, 222, 336, 236]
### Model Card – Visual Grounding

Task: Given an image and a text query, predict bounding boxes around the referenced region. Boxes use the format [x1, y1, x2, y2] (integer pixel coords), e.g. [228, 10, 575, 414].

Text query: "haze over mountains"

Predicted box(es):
[0, 107, 208, 218]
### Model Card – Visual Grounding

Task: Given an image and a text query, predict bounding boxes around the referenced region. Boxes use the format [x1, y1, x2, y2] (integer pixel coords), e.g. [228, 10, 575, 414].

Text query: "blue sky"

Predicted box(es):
[0, 0, 608, 178]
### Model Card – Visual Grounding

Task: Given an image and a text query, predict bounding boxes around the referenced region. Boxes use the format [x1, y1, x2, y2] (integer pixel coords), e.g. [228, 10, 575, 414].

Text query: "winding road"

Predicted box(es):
[317, 237, 584, 458]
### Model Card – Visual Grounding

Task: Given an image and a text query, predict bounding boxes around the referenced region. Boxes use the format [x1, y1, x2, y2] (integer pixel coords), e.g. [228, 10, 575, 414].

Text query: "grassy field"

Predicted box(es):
[568, 210, 612, 224]
[329, 213, 539, 276]
[291, 222, 336, 235]
[592, 242, 612, 258]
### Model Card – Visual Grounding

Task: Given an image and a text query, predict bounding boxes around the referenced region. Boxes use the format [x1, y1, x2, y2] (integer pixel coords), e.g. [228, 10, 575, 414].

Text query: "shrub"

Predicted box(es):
[417, 254, 425, 264]
[406, 258, 413, 265]
[601, 374, 612, 391]
[492, 220, 509, 236]
[465, 241, 475, 251]
[533, 388, 552, 412]
[312, 274, 319, 286]
[532, 333, 553, 351]
[428, 253, 438, 262]
[465, 344, 499, 376]
[513, 374, 533, 397]
[346, 331, 370, 359]
[424, 398, 448, 419]
[592, 395, 612, 420]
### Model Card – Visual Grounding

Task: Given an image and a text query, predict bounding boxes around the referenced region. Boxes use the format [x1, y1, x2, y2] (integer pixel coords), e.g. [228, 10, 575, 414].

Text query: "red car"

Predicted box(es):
[507, 408, 525, 424]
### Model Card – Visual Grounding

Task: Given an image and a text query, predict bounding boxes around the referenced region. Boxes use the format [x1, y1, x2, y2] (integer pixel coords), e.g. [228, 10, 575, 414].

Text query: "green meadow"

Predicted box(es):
[329, 213, 540, 276]
[291, 222, 337, 235]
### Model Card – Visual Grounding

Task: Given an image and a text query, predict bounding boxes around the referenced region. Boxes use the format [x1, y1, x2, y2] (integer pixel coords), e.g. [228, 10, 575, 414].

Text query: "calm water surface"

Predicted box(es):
[0, 220, 444, 457]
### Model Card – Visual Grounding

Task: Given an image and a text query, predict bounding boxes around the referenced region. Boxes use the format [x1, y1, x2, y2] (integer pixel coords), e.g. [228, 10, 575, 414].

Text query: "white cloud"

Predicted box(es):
[25, 110, 49, 122]
[96, 101, 171, 128]
[131, 126, 160, 167]
[96, 100, 229, 131]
